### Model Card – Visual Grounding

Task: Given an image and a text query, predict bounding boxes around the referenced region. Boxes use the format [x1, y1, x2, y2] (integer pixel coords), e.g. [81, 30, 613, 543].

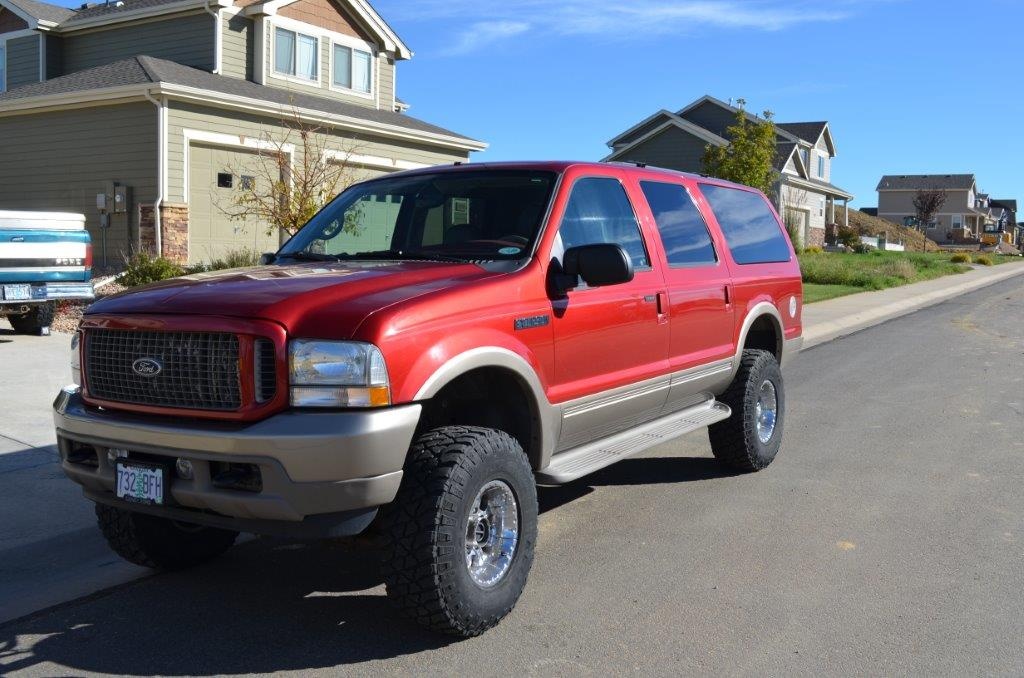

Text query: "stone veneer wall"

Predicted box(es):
[140, 204, 189, 263]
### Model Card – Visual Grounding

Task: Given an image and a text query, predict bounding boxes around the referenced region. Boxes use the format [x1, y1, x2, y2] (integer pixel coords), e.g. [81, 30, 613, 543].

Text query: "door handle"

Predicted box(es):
[724, 284, 732, 306]
[656, 291, 668, 321]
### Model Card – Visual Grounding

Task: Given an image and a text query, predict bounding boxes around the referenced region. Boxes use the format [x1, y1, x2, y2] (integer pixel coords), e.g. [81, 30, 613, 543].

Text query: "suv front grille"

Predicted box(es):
[254, 339, 277, 403]
[85, 329, 242, 411]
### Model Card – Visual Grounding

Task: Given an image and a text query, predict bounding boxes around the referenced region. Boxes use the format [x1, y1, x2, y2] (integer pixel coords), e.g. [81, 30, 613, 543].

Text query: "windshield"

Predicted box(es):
[278, 170, 558, 262]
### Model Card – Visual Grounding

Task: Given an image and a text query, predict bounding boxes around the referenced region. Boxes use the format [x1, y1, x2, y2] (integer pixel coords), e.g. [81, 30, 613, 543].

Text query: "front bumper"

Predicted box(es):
[53, 387, 421, 536]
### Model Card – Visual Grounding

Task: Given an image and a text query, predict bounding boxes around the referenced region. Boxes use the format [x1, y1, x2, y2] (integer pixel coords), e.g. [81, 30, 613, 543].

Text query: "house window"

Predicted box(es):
[800, 148, 808, 168]
[0, 44, 6, 93]
[275, 27, 319, 81]
[952, 214, 963, 230]
[817, 155, 825, 178]
[332, 43, 373, 94]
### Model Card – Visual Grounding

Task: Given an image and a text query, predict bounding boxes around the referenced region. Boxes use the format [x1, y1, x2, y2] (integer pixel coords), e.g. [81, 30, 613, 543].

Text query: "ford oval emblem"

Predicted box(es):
[132, 357, 163, 377]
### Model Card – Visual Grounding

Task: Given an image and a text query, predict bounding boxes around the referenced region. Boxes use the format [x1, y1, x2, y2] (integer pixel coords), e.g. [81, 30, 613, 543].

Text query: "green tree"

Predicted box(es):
[701, 99, 778, 196]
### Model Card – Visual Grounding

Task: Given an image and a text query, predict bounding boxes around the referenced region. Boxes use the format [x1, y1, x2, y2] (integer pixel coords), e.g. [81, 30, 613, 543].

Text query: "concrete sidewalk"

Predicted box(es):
[801, 260, 1024, 350]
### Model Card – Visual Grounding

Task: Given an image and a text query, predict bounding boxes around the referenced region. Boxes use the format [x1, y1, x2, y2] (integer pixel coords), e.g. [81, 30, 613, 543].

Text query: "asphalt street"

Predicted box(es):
[1, 278, 1023, 676]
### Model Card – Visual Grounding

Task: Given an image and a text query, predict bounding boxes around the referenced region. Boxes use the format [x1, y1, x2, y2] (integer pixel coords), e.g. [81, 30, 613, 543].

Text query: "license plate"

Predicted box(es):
[116, 462, 166, 505]
[3, 284, 31, 301]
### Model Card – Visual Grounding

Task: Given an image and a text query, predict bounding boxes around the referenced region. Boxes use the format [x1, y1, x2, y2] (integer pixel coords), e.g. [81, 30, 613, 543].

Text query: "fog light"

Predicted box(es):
[175, 458, 194, 480]
[106, 448, 128, 464]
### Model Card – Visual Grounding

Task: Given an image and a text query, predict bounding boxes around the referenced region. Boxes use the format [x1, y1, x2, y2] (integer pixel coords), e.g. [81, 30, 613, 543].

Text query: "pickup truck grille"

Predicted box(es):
[85, 329, 242, 411]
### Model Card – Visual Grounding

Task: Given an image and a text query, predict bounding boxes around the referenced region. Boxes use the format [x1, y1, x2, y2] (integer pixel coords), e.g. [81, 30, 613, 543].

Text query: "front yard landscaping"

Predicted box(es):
[799, 250, 1016, 303]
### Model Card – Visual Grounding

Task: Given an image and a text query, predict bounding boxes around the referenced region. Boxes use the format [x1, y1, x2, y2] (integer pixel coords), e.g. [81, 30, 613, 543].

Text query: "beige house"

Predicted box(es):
[604, 95, 854, 248]
[875, 174, 1010, 245]
[0, 0, 485, 265]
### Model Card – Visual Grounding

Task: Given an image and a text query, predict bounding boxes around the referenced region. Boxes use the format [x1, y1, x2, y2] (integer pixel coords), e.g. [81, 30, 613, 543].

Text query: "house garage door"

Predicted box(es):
[189, 144, 281, 265]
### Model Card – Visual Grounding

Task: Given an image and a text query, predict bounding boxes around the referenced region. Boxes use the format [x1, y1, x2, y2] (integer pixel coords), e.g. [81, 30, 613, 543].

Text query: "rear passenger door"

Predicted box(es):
[637, 180, 736, 405]
[548, 174, 670, 450]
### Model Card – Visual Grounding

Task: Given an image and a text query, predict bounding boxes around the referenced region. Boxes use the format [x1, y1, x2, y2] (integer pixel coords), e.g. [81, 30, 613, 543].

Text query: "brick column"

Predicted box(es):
[139, 203, 189, 264]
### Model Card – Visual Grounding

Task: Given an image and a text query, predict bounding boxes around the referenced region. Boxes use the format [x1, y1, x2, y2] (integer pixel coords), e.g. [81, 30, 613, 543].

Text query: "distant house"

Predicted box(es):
[988, 199, 1018, 246]
[603, 95, 854, 248]
[0, 0, 485, 265]
[876, 174, 1007, 245]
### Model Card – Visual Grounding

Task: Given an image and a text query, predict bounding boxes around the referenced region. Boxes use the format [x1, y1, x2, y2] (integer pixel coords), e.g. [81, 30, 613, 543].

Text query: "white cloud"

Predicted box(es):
[381, 0, 860, 54]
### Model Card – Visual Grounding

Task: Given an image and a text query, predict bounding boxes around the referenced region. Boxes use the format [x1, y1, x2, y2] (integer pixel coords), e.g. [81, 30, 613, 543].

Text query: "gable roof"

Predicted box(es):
[0, 55, 484, 149]
[876, 174, 976, 191]
[990, 199, 1017, 211]
[601, 113, 729, 162]
[1, 0, 76, 26]
[776, 122, 827, 145]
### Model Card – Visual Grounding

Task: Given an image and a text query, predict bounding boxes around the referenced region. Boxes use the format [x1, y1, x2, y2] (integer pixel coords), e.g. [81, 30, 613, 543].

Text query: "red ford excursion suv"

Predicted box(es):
[55, 161, 802, 636]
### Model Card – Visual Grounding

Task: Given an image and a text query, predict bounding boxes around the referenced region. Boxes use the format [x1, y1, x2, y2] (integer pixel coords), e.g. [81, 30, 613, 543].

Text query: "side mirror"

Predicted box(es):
[258, 252, 276, 265]
[560, 243, 634, 290]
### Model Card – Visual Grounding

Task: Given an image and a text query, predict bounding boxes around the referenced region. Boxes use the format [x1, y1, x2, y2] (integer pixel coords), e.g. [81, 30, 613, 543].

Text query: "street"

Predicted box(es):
[1, 278, 1023, 676]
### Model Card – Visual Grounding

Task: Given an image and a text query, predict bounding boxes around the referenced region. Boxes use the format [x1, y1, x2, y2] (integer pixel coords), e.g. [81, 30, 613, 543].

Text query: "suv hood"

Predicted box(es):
[87, 261, 499, 337]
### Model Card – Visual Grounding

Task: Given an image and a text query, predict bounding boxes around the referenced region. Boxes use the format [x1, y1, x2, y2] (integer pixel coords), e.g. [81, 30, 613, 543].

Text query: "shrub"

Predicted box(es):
[183, 248, 263, 275]
[949, 252, 972, 264]
[974, 255, 993, 266]
[836, 226, 860, 248]
[804, 246, 823, 254]
[851, 242, 876, 254]
[120, 252, 184, 287]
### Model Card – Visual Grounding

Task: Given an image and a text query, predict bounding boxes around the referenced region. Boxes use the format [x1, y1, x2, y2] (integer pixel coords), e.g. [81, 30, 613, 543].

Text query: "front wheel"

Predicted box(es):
[381, 426, 538, 637]
[95, 504, 238, 570]
[709, 349, 785, 472]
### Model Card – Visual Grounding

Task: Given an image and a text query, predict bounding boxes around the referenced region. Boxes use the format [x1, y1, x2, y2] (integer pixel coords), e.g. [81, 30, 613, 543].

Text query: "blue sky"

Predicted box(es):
[371, 0, 1024, 207]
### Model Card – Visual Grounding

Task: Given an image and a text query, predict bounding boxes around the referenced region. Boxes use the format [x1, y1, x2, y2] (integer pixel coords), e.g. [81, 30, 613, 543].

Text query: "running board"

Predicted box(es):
[536, 400, 732, 484]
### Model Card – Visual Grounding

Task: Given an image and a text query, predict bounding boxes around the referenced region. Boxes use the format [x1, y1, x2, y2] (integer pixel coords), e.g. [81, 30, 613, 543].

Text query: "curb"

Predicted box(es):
[801, 262, 1024, 350]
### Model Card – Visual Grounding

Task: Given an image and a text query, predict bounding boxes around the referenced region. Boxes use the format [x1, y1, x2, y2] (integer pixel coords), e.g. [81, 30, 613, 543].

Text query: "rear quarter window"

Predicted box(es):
[700, 184, 791, 265]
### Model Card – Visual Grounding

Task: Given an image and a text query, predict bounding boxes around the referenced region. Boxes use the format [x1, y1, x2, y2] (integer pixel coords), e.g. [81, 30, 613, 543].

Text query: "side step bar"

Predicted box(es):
[536, 399, 732, 484]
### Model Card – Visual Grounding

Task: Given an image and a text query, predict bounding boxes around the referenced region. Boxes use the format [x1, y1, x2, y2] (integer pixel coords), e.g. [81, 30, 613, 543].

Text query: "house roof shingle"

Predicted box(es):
[776, 121, 828, 144]
[774, 141, 798, 172]
[61, 0, 192, 25]
[991, 199, 1017, 211]
[0, 56, 480, 144]
[876, 174, 976, 191]
[5, 0, 76, 23]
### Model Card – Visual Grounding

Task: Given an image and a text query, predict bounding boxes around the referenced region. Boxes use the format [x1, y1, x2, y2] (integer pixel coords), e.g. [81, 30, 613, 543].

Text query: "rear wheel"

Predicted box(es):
[95, 504, 238, 570]
[9, 303, 54, 335]
[709, 349, 785, 472]
[381, 425, 538, 637]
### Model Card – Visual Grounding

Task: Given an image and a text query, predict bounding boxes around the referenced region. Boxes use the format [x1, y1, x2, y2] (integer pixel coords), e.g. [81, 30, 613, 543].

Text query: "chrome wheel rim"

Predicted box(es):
[755, 379, 778, 444]
[465, 479, 519, 588]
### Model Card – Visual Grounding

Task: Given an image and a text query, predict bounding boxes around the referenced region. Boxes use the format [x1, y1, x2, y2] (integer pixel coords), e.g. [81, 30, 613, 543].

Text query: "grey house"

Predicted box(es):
[876, 174, 1003, 245]
[604, 95, 854, 248]
[0, 0, 486, 264]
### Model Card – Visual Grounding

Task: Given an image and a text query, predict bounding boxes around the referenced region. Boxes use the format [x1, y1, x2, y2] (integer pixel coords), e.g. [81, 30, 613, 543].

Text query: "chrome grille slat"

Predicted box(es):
[254, 339, 277, 403]
[85, 329, 242, 411]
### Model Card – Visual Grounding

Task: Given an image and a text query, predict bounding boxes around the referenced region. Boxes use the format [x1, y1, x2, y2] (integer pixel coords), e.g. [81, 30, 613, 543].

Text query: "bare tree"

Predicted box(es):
[224, 107, 367, 241]
[913, 188, 947, 230]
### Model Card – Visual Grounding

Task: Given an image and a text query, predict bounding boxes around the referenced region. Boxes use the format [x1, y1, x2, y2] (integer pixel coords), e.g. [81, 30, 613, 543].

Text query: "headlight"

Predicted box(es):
[288, 340, 390, 408]
[70, 331, 82, 386]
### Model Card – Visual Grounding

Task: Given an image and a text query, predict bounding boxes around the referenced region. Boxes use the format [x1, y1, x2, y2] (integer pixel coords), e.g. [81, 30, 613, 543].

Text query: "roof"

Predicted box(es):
[774, 141, 798, 172]
[0, 56, 481, 145]
[783, 174, 854, 200]
[876, 174, 976, 191]
[3, 0, 76, 24]
[991, 199, 1017, 211]
[776, 122, 828, 144]
[61, 0, 185, 25]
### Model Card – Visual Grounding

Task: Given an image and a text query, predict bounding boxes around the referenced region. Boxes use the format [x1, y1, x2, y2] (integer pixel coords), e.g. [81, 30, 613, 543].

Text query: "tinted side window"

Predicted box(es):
[700, 185, 791, 264]
[558, 177, 649, 268]
[640, 181, 717, 266]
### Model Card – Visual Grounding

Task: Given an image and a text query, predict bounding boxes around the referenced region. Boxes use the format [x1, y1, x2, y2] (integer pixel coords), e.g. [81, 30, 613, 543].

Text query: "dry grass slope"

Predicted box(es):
[835, 207, 939, 252]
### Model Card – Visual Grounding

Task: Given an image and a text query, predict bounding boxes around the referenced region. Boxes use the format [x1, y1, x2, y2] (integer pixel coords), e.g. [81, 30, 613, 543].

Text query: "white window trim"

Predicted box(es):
[816, 154, 825, 179]
[328, 35, 375, 100]
[270, 22, 321, 86]
[321, 149, 428, 172]
[181, 129, 296, 204]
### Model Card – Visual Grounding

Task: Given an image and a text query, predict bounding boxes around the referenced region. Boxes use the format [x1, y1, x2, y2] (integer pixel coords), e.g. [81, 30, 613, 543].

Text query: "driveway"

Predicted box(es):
[1, 279, 1022, 675]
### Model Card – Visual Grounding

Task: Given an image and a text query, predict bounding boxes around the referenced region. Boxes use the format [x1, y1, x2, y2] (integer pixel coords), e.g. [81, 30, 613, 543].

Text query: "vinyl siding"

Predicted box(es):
[0, 103, 157, 258]
[878, 189, 972, 215]
[377, 52, 394, 110]
[612, 125, 707, 173]
[45, 34, 62, 79]
[165, 101, 469, 203]
[813, 135, 831, 183]
[0, 8, 28, 33]
[6, 35, 39, 90]
[781, 184, 826, 233]
[221, 13, 253, 80]
[63, 12, 216, 74]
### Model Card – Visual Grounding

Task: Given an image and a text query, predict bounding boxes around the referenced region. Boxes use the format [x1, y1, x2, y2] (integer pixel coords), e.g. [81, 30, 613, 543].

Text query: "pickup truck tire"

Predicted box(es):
[381, 425, 538, 637]
[95, 504, 238, 570]
[9, 302, 54, 335]
[709, 349, 785, 472]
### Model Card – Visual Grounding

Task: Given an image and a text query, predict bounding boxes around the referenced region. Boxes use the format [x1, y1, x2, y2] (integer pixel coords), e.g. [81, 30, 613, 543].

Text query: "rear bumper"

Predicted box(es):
[0, 281, 94, 307]
[53, 387, 421, 536]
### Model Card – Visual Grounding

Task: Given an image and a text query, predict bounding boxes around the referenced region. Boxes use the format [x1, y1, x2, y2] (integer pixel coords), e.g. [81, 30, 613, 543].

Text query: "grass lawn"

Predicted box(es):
[802, 283, 863, 304]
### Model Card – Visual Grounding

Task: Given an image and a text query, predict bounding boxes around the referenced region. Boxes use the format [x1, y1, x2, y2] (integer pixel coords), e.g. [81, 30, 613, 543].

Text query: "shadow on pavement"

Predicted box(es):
[0, 455, 734, 674]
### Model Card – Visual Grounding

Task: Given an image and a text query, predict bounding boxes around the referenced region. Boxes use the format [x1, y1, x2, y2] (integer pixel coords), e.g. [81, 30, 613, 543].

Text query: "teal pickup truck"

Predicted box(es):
[1, 211, 95, 335]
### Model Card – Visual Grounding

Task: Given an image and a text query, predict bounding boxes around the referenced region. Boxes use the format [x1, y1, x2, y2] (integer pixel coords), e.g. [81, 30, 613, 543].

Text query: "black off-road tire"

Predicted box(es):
[9, 302, 54, 335]
[709, 349, 785, 472]
[381, 425, 538, 637]
[95, 504, 238, 570]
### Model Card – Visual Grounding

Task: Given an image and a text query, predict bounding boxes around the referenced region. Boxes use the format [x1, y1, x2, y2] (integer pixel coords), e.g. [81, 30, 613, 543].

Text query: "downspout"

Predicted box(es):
[204, 2, 222, 74]
[144, 91, 166, 256]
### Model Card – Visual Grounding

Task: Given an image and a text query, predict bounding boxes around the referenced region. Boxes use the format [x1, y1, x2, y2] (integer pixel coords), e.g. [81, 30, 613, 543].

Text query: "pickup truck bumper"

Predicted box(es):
[53, 387, 421, 538]
[0, 281, 94, 309]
